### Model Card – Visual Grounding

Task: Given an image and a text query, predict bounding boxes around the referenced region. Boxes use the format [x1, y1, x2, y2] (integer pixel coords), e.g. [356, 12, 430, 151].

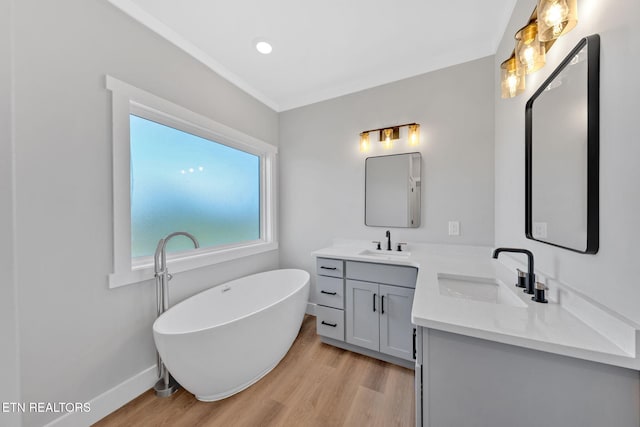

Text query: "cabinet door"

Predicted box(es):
[345, 280, 379, 351]
[379, 284, 415, 360]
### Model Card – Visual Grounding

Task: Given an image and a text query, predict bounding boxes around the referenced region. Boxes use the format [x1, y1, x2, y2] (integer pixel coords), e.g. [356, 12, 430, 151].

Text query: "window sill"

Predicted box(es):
[108, 241, 278, 289]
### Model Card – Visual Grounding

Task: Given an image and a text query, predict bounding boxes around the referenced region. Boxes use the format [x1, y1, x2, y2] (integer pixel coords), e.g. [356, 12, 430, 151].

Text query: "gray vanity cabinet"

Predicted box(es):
[346, 280, 415, 360]
[345, 261, 417, 362]
[315, 256, 417, 366]
[415, 328, 640, 427]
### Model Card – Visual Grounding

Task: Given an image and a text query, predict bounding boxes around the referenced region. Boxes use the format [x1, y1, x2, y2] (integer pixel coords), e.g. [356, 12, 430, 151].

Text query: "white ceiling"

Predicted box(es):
[109, 0, 518, 111]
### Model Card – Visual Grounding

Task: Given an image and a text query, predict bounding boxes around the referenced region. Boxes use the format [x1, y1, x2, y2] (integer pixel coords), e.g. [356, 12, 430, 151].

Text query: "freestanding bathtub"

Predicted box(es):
[153, 269, 310, 401]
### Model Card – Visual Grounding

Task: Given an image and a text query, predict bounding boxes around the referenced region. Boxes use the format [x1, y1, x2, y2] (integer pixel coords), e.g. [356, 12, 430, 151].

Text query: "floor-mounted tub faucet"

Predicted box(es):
[492, 247, 535, 295]
[154, 231, 199, 314]
[153, 231, 199, 398]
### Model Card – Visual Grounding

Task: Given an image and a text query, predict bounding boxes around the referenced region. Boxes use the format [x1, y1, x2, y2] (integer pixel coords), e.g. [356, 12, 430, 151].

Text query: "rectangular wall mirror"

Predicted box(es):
[525, 35, 600, 253]
[365, 152, 421, 228]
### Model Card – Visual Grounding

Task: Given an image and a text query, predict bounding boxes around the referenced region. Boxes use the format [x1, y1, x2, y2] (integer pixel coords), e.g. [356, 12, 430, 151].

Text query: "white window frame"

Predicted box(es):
[106, 76, 278, 288]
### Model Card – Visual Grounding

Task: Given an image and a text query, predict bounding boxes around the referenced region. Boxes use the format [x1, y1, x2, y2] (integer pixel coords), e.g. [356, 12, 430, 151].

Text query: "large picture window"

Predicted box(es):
[107, 76, 277, 288]
[130, 115, 261, 258]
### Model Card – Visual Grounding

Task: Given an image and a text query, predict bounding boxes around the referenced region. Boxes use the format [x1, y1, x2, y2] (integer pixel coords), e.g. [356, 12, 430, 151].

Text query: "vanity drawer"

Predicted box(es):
[316, 306, 344, 341]
[346, 261, 418, 288]
[316, 257, 344, 278]
[315, 275, 344, 309]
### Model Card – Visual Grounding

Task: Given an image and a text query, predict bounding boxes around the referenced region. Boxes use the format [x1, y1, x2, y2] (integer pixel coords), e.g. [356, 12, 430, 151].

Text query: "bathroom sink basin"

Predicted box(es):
[359, 249, 411, 258]
[438, 273, 526, 308]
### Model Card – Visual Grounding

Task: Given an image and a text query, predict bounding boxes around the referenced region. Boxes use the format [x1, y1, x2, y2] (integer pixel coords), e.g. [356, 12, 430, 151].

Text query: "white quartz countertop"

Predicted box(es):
[312, 243, 640, 370]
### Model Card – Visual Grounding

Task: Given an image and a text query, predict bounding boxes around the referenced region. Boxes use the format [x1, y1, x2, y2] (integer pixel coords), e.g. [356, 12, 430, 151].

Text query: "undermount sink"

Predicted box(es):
[359, 249, 411, 258]
[438, 273, 526, 308]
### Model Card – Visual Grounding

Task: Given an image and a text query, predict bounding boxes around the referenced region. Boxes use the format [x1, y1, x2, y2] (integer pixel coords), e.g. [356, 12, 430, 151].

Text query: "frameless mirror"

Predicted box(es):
[525, 35, 599, 253]
[365, 152, 421, 228]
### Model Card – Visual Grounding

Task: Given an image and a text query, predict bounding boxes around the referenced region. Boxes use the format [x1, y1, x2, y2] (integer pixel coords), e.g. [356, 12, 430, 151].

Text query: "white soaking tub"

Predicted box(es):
[153, 269, 310, 401]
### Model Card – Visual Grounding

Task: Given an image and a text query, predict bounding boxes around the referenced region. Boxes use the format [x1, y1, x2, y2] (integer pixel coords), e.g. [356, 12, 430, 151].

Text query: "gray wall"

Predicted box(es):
[0, 0, 21, 426]
[494, 0, 640, 324]
[279, 56, 495, 301]
[9, 0, 278, 425]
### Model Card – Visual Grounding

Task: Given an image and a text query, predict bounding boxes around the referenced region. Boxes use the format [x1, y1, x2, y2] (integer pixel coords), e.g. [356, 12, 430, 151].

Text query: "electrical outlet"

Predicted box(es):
[448, 221, 460, 236]
[533, 222, 548, 238]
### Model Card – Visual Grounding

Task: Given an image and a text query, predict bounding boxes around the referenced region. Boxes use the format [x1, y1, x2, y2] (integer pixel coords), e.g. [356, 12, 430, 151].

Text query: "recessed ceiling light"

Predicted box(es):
[255, 41, 273, 55]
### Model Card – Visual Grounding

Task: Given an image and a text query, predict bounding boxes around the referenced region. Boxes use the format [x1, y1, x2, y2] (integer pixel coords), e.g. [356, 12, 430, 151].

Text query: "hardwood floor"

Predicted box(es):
[94, 315, 415, 427]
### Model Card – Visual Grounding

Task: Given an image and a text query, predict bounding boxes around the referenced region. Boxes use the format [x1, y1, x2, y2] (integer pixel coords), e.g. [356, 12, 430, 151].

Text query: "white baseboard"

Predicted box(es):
[44, 366, 157, 427]
[305, 302, 316, 316]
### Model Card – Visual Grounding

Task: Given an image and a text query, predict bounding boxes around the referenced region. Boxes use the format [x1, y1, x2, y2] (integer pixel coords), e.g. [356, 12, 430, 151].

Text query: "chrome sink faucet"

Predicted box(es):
[492, 247, 535, 295]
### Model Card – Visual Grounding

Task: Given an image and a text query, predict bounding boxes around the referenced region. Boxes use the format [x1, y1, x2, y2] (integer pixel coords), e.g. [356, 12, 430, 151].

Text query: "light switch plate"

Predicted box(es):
[448, 221, 460, 236]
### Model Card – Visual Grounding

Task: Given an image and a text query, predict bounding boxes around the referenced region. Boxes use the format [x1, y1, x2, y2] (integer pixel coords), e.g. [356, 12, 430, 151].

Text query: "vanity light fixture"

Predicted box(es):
[359, 132, 370, 152]
[500, 54, 525, 98]
[382, 128, 395, 149]
[537, 0, 577, 41]
[515, 22, 546, 74]
[499, 1, 576, 99]
[408, 124, 420, 146]
[358, 123, 420, 152]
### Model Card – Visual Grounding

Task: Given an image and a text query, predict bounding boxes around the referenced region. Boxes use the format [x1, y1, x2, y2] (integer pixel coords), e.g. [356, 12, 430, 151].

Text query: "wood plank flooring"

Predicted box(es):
[94, 315, 415, 427]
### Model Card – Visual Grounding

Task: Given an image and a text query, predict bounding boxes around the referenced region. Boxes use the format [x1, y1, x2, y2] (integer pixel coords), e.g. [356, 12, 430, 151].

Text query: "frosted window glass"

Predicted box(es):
[130, 115, 260, 258]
